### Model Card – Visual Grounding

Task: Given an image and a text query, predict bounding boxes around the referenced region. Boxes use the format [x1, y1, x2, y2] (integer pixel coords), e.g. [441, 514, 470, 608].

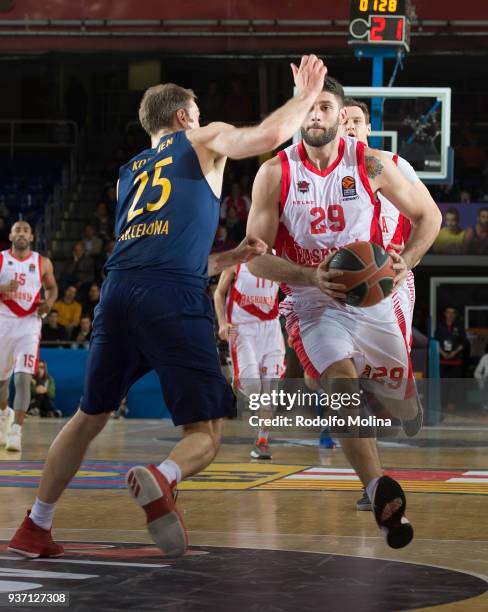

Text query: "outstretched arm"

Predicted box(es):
[208, 236, 267, 277]
[189, 55, 327, 160]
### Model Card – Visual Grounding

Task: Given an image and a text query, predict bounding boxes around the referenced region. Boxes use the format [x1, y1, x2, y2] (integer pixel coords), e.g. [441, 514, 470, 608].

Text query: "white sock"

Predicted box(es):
[30, 497, 56, 530]
[257, 428, 269, 442]
[10, 423, 21, 433]
[156, 459, 182, 485]
[366, 477, 381, 503]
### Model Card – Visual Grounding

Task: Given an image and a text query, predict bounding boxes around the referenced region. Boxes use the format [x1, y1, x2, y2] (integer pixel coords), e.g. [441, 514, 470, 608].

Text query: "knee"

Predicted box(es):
[304, 373, 322, 392]
[183, 419, 223, 460]
[322, 359, 357, 380]
[74, 409, 111, 435]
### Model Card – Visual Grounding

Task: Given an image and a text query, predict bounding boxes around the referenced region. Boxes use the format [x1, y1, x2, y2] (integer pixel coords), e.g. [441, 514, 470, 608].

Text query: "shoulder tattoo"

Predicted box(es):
[365, 155, 383, 179]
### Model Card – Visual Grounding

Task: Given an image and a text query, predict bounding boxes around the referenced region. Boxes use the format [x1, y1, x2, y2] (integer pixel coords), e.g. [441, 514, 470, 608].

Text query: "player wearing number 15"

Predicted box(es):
[8, 55, 327, 560]
[0, 221, 58, 452]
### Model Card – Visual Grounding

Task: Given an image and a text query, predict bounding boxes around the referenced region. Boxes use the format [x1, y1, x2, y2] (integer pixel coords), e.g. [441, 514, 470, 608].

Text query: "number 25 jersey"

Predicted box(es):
[105, 131, 220, 286]
[275, 136, 383, 306]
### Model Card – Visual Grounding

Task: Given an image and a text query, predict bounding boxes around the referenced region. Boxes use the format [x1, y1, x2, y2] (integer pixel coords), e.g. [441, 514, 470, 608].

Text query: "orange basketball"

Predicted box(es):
[328, 241, 395, 307]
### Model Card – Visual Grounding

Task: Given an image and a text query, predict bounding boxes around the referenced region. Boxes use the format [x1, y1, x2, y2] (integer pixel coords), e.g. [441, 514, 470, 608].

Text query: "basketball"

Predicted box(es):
[328, 241, 395, 307]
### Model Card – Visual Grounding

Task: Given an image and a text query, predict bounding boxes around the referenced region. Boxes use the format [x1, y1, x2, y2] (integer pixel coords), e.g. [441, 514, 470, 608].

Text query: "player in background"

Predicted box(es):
[214, 263, 285, 459]
[247, 75, 441, 548]
[342, 98, 429, 511]
[0, 221, 57, 452]
[9, 55, 327, 559]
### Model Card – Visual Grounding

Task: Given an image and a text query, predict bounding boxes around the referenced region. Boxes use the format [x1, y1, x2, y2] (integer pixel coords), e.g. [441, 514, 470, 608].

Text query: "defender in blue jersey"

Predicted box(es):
[9, 55, 327, 560]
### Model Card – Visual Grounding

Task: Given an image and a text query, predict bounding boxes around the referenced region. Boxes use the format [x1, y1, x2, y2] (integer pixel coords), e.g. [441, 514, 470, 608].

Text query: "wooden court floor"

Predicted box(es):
[1, 416, 487, 611]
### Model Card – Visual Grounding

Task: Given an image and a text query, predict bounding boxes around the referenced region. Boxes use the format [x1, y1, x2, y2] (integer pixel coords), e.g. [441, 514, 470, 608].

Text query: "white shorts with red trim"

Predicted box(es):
[0, 314, 41, 379]
[229, 319, 286, 394]
[393, 271, 415, 350]
[285, 301, 413, 400]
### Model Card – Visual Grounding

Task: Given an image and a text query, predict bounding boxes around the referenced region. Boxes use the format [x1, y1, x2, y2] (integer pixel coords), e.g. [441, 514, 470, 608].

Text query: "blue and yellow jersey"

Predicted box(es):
[105, 131, 220, 286]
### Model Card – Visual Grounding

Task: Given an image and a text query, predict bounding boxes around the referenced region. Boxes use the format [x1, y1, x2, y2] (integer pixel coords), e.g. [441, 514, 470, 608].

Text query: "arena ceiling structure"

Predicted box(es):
[0, 0, 487, 55]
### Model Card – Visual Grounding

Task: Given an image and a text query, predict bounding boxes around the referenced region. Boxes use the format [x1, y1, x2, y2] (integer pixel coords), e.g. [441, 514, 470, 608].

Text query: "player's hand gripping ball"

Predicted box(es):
[328, 241, 395, 307]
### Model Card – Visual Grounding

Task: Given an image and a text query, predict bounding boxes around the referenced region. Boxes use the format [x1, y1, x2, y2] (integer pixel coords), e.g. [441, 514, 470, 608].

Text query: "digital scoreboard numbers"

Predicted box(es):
[349, 0, 411, 52]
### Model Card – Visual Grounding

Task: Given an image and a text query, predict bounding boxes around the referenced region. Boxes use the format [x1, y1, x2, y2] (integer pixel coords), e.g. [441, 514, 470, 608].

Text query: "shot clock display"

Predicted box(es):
[349, 0, 411, 51]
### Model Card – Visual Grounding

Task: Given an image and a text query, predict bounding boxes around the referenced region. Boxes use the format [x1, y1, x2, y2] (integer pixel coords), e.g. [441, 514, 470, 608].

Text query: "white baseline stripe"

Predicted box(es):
[301, 468, 356, 474]
[287, 474, 360, 481]
[447, 478, 488, 484]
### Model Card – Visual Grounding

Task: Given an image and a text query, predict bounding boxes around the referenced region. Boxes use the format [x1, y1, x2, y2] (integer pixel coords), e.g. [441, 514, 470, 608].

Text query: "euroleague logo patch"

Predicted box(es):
[341, 176, 357, 198]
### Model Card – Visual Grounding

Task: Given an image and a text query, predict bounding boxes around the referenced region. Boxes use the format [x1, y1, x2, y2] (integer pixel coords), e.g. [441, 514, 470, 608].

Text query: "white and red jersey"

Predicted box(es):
[226, 263, 279, 325]
[378, 151, 417, 249]
[276, 137, 383, 309]
[0, 249, 42, 319]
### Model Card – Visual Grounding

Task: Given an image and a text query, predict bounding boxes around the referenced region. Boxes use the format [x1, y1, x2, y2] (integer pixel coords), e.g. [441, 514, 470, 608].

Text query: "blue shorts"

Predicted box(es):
[80, 271, 233, 425]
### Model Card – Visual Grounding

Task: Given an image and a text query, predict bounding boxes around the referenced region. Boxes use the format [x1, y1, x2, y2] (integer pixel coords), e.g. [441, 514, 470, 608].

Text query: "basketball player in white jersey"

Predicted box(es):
[247, 75, 441, 548]
[0, 221, 58, 451]
[214, 263, 286, 459]
[342, 98, 427, 511]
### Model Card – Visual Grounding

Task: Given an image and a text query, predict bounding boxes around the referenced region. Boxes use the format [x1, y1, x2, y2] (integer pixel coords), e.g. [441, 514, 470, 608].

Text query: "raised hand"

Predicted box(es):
[290, 54, 327, 98]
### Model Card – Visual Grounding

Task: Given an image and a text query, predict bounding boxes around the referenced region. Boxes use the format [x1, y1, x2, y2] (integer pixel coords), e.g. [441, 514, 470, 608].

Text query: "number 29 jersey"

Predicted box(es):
[105, 130, 220, 286]
[275, 136, 382, 307]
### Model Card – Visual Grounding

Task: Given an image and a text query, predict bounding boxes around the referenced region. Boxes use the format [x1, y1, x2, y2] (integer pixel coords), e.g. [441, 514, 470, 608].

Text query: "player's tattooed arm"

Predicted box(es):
[370, 148, 442, 269]
[365, 155, 384, 179]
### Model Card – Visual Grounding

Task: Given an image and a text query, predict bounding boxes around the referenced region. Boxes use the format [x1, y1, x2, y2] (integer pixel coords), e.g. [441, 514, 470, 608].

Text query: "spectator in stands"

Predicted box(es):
[220, 182, 251, 223]
[0, 216, 9, 250]
[460, 190, 471, 204]
[103, 183, 118, 217]
[224, 205, 246, 244]
[53, 286, 82, 339]
[91, 202, 114, 242]
[239, 174, 252, 199]
[41, 309, 67, 346]
[64, 242, 96, 291]
[99, 239, 116, 280]
[29, 360, 59, 418]
[474, 345, 488, 411]
[211, 224, 236, 253]
[432, 208, 466, 254]
[82, 223, 103, 257]
[435, 307, 468, 413]
[82, 283, 100, 320]
[463, 207, 488, 254]
[71, 315, 92, 349]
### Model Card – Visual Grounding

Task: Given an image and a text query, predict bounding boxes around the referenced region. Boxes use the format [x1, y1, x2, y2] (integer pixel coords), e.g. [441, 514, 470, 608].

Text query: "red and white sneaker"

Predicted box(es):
[126, 464, 187, 557]
[8, 513, 64, 558]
